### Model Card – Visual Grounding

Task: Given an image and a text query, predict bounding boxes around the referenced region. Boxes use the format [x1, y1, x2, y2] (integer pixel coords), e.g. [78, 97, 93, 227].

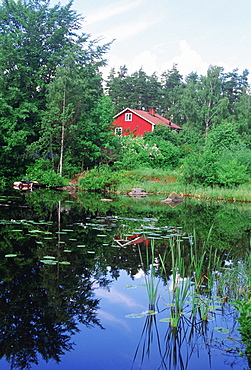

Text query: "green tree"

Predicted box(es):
[160, 64, 184, 123]
[106, 67, 162, 112]
[181, 66, 229, 136]
[0, 0, 110, 179]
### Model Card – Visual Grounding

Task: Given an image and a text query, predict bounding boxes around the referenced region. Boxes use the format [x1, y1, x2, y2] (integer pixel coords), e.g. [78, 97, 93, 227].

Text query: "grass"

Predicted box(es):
[116, 168, 251, 202]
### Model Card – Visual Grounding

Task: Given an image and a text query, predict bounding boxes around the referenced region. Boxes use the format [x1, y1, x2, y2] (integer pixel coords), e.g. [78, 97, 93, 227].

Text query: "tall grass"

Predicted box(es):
[138, 241, 167, 308]
[158, 228, 223, 326]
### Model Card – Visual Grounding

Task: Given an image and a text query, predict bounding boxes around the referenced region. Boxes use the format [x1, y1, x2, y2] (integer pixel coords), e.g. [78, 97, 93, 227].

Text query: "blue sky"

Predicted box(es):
[51, 0, 251, 81]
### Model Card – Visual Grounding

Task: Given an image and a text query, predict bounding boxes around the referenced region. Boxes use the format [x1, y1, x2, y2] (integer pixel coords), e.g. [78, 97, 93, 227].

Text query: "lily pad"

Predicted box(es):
[124, 285, 137, 289]
[142, 310, 158, 315]
[5, 254, 17, 258]
[159, 318, 172, 323]
[214, 327, 230, 334]
[125, 313, 144, 319]
[40, 259, 57, 265]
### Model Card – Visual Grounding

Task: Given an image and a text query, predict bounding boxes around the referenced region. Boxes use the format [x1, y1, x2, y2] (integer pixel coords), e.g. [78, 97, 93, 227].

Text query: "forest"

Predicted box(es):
[1, 0, 251, 189]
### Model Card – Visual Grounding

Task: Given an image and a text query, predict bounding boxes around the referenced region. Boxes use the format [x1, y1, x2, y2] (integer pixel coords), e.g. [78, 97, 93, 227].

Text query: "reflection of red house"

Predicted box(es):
[114, 234, 150, 247]
[113, 108, 182, 136]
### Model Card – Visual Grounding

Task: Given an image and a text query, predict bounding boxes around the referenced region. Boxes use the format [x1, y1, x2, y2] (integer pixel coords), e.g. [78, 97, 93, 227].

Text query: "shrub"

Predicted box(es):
[149, 139, 181, 168]
[217, 156, 248, 187]
[113, 137, 152, 170]
[182, 152, 218, 186]
[78, 165, 121, 192]
[144, 125, 178, 145]
[26, 159, 65, 187]
[183, 146, 249, 187]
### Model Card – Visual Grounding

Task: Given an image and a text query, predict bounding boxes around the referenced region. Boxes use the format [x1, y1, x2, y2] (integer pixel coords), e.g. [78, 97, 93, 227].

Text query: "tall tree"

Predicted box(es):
[0, 0, 110, 178]
[160, 64, 184, 122]
[181, 66, 229, 135]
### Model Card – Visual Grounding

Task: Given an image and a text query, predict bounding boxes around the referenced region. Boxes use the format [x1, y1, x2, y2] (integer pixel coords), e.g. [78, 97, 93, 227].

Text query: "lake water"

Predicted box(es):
[0, 189, 250, 370]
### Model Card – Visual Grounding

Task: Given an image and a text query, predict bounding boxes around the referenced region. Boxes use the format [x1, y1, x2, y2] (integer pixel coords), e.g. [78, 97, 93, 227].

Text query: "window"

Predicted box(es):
[125, 113, 132, 121]
[115, 127, 122, 136]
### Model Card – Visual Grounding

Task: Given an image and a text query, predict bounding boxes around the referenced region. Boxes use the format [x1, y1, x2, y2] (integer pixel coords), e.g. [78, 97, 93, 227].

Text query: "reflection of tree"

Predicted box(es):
[132, 307, 164, 369]
[131, 309, 228, 370]
[0, 244, 103, 369]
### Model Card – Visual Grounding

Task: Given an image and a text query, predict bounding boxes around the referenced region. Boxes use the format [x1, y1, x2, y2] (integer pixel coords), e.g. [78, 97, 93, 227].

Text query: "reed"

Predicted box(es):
[138, 240, 167, 307]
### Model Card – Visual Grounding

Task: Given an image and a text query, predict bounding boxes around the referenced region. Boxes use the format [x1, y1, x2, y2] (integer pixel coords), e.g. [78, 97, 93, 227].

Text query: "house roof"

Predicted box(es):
[114, 107, 182, 130]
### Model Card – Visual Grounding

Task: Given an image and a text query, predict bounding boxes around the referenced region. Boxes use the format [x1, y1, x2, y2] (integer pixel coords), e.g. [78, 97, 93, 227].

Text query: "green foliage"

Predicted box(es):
[26, 159, 65, 187]
[78, 165, 121, 192]
[114, 136, 152, 170]
[216, 156, 248, 187]
[182, 152, 218, 186]
[206, 122, 242, 153]
[149, 139, 180, 169]
[183, 133, 250, 188]
[114, 136, 180, 170]
[0, 0, 111, 179]
[144, 125, 178, 145]
[232, 298, 251, 356]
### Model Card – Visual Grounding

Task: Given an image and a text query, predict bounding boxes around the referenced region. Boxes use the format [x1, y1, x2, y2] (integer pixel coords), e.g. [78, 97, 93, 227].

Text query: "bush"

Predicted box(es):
[78, 165, 121, 192]
[217, 155, 248, 187]
[26, 159, 65, 187]
[113, 137, 152, 170]
[206, 123, 242, 153]
[182, 152, 218, 186]
[183, 148, 249, 187]
[114, 136, 181, 170]
[149, 139, 181, 168]
[144, 125, 178, 145]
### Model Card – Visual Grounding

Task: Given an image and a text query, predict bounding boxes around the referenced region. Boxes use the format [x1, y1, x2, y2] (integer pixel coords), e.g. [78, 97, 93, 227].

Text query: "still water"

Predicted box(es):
[0, 189, 250, 369]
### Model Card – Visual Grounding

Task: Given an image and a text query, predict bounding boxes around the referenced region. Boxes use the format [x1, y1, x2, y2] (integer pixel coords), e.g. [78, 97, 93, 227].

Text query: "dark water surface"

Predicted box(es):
[0, 189, 250, 369]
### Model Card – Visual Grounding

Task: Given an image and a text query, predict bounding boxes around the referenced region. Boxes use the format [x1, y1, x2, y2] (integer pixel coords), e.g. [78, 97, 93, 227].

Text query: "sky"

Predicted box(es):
[50, 0, 251, 81]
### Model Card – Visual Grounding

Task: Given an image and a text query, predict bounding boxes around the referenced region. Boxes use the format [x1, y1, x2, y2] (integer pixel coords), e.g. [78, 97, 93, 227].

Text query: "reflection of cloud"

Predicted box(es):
[133, 269, 145, 279]
[85, 0, 144, 25]
[98, 310, 129, 330]
[96, 287, 144, 309]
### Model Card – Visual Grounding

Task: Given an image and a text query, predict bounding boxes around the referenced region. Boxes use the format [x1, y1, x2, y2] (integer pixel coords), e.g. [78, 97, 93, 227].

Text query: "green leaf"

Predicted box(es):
[125, 313, 144, 319]
[214, 327, 230, 334]
[159, 318, 172, 323]
[5, 254, 17, 258]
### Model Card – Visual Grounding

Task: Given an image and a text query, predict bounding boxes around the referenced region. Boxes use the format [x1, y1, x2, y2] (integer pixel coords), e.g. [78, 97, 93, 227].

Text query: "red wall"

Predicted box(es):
[113, 110, 152, 136]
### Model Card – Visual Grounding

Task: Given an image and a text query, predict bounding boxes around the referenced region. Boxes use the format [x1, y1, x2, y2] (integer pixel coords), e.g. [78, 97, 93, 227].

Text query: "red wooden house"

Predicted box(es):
[112, 108, 182, 136]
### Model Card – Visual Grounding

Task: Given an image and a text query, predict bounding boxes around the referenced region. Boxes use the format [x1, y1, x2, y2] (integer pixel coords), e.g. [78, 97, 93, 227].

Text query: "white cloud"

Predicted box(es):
[131, 51, 158, 75]
[92, 18, 160, 43]
[85, 0, 144, 25]
[102, 39, 235, 82]
[161, 40, 209, 77]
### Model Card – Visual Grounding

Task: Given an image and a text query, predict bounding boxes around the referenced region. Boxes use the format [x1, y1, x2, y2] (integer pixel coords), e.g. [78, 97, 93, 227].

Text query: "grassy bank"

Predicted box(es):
[116, 168, 251, 202]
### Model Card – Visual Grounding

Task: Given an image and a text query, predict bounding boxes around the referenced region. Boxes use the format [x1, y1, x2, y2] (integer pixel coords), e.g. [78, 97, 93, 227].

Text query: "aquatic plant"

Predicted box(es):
[138, 240, 166, 308]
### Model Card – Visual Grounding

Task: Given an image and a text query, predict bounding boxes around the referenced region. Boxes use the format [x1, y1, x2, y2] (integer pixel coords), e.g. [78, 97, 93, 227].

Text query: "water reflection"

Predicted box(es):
[0, 189, 250, 369]
[0, 235, 104, 369]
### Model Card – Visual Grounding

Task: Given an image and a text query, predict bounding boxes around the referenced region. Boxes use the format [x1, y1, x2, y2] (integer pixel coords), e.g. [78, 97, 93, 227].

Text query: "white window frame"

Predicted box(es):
[125, 113, 132, 121]
[115, 127, 122, 136]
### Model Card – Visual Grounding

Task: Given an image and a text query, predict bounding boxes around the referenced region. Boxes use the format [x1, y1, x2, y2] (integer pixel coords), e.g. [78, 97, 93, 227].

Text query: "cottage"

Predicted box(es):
[112, 107, 182, 136]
